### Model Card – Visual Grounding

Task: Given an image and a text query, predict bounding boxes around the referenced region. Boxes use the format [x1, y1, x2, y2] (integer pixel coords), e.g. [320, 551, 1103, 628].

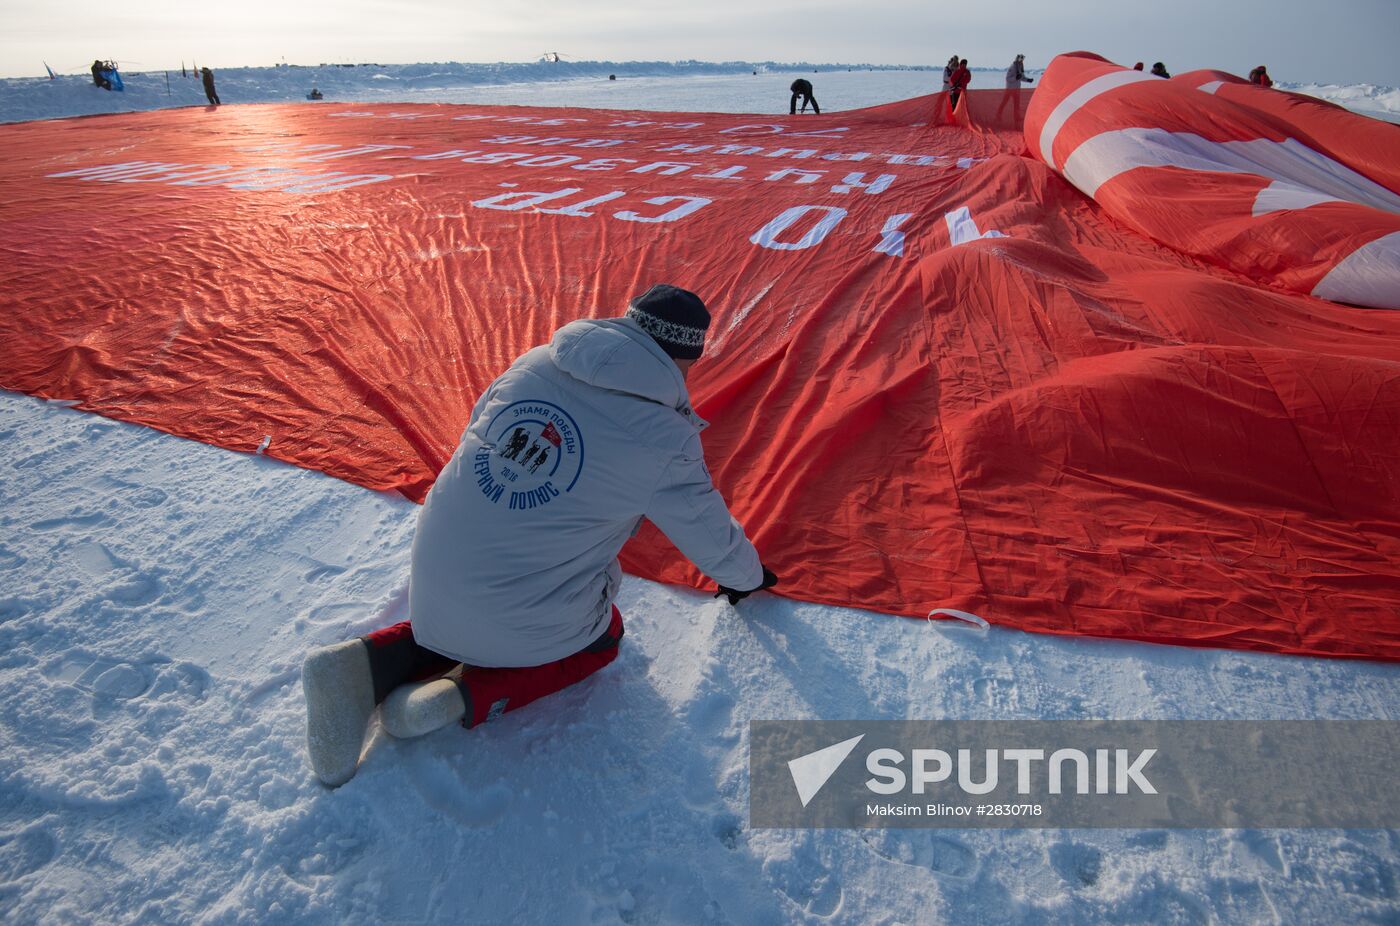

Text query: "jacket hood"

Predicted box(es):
[549, 318, 690, 410]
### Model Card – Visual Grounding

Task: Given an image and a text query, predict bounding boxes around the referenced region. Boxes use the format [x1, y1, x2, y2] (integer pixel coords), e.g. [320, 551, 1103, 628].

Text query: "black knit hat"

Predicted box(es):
[624, 284, 710, 360]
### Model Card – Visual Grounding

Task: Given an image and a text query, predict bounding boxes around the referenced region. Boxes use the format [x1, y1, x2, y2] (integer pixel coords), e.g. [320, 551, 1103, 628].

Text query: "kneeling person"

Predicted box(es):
[303, 284, 779, 786]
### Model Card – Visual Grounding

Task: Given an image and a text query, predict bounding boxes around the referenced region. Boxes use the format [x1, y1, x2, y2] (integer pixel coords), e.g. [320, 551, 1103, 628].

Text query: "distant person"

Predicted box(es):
[949, 58, 971, 111]
[789, 78, 819, 115]
[942, 54, 959, 92]
[996, 53, 1034, 121]
[1133, 62, 1144, 71]
[1248, 65, 1273, 88]
[307, 87, 324, 100]
[91, 59, 111, 90]
[201, 67, 220, 105]
[1151, 62, 1170, 79]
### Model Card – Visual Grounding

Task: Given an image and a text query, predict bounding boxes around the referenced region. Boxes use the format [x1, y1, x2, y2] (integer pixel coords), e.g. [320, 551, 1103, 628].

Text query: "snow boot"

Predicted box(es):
[302, 639, 376, 787]
[380, 678, 467, 739]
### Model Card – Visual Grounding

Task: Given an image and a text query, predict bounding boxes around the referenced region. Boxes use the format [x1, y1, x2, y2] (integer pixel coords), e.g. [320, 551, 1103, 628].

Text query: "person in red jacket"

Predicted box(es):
[949, 58, 971, 111]
[1248, 65, 1274, 88]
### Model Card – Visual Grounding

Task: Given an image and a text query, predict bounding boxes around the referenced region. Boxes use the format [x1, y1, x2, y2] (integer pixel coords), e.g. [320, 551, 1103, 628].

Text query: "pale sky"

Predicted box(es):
[2, 0, 1395, 85]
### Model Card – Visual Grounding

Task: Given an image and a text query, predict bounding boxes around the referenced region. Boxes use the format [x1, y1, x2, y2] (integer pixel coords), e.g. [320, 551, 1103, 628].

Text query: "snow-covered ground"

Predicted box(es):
[5, 59, 1397, 124]
[0, 61, 940, 123]
[1279, 80, 1400, 123]
[2, 66, 1398, 926]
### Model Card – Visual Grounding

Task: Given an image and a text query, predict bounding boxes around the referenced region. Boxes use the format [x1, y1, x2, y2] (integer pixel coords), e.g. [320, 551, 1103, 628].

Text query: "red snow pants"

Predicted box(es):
[362, 607, 624, 728]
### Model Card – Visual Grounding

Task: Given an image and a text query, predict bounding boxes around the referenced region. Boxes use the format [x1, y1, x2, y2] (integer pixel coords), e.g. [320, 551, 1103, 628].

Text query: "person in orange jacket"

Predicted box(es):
[1248, 65, 1274, 88]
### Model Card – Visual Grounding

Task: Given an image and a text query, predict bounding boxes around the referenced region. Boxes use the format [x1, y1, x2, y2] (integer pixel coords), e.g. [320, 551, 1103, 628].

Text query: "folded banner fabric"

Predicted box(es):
[2, 65, 1398, 659]
[1026, 52, 1400, 308]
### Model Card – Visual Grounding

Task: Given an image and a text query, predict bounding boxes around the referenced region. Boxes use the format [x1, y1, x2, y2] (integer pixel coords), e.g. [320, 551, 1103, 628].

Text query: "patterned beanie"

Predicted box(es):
[624, 284, 710, 360]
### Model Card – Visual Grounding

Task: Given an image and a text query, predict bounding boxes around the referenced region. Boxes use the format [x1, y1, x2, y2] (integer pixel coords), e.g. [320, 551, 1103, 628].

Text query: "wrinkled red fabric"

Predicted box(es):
[1025, 52, 1400, 307]
[2, 74, 1398, 660]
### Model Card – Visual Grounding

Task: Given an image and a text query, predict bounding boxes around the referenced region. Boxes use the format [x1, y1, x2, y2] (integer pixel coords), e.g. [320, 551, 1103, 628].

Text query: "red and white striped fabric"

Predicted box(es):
[4, 90, 1400, 659]
[1025, 52, 1400, 309]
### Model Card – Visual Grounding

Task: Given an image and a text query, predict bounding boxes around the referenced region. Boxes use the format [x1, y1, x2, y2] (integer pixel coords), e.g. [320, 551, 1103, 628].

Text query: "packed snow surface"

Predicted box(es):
[0, 61, 943, 123]
[1, 64, 1398, 926]
[5, 59, 1397, 124]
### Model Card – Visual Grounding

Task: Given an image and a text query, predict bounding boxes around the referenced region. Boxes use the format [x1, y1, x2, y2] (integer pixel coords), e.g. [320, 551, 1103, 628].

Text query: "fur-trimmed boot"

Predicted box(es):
[381, 678, 467, 739]
[302, 639, 376, 787]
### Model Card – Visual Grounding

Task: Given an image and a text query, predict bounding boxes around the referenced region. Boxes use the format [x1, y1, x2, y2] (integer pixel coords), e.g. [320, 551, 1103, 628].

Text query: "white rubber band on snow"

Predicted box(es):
[927, 608, 990, 628]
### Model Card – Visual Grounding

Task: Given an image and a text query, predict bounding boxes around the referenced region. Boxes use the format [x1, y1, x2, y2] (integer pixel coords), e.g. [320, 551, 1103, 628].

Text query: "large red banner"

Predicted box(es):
[2, 71, 1398, 659]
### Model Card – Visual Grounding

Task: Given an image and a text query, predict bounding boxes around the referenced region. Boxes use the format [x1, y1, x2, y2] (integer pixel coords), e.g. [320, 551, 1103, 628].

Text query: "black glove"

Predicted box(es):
[715, 566, 780, 605]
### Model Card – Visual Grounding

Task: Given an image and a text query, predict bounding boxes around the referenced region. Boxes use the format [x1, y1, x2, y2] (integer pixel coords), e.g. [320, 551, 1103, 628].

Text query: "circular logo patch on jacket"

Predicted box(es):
[474, 400, 584, 511]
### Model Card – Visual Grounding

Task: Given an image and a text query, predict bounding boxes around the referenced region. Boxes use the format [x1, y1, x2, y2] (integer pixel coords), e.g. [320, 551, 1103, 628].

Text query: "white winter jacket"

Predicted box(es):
[408, 317, 764, 667]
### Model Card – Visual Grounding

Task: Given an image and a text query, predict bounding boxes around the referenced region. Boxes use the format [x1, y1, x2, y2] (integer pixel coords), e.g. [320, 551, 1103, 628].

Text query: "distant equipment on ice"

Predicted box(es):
[91, 60, 123, 91]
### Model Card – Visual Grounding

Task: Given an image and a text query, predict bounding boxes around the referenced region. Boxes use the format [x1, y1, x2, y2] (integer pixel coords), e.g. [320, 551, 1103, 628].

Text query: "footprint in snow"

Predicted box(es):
[711, 812, 743, 851]
[302, 602, 372, 629]
[0, 597, 34, 625]
[1326, 841, 1398, 900]
[684, 663, 737, 738]
[0, 827, 59, 883]
[972, 675, 1018, 708]
[244, 667, 300, 704]
[1236, 830, 1285, 873]
[44, 656, 152, 699]
[31, 512, 109, 532]
[1127, 830, 1168, 850]
[123, 486, 170, 509]
[772, 867, 843, 918]
[405, 759, 513, 828]
[104, 572, 163, 606]
[1110, 883, 1209, 926]
[303, 561, 348, 583]
[1049, 840, 1103, 887]
[42, 654, 208, 703]
[97, 476, 169, 509]
[65, 541, 162, 604]
[685, 690, 736, 738]
[70, 540, 120, 576]
[858, 829, 978, 878]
